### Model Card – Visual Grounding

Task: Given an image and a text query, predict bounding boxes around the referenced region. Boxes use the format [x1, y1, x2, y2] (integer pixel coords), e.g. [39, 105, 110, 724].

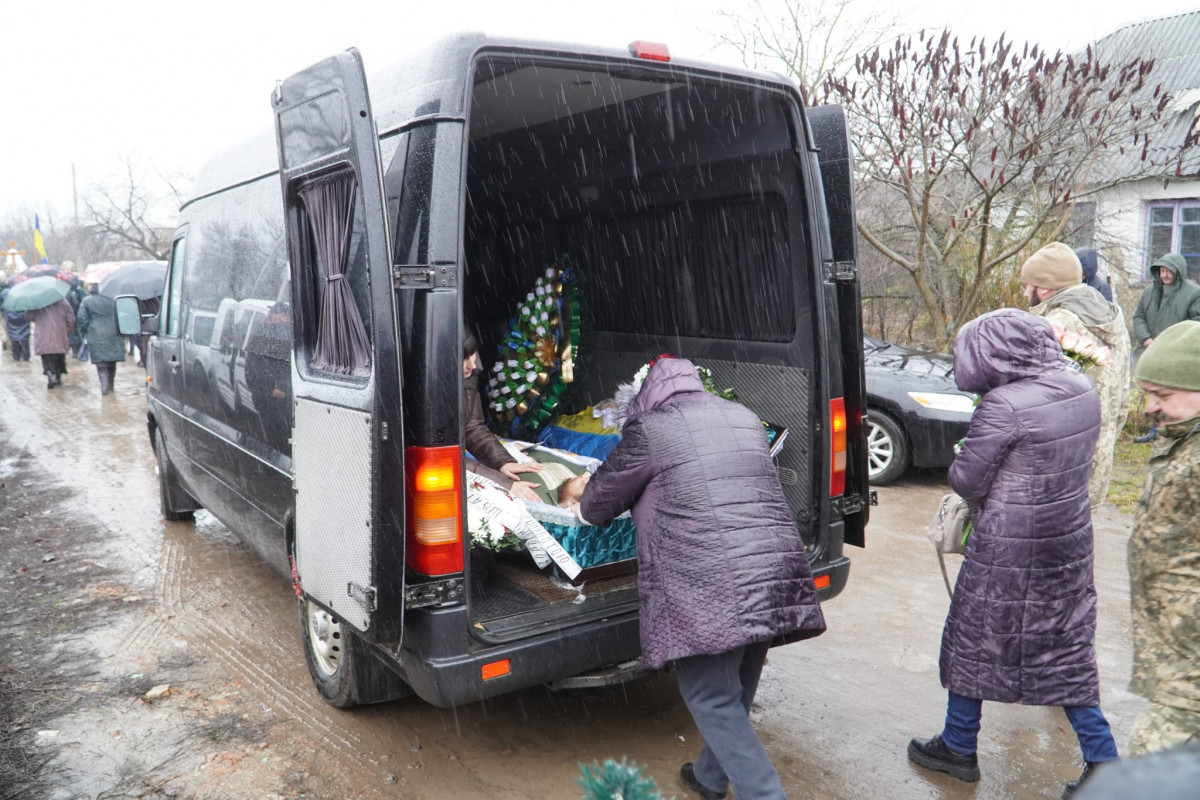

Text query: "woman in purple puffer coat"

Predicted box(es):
[576, 356, 825, 800]
[907, 309, 1119, 799]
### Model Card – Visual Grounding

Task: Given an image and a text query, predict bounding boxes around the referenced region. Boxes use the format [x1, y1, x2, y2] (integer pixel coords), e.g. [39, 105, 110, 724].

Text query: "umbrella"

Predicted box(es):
[81, 261, 131, 284]
[14, 265, 76, 284]
[1, 276, 71, 312]
[98, 261, 167, 300]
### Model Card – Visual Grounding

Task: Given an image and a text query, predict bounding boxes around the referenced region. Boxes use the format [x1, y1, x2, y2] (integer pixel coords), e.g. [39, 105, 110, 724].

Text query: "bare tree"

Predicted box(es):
[713, 0, 898, 102]
[83, 157, 185, 261]
[823, 30, 1199, 349]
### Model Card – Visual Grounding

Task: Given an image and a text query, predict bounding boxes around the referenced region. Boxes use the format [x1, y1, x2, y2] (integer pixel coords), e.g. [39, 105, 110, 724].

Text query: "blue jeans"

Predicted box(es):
[941, 690, 1119, 763]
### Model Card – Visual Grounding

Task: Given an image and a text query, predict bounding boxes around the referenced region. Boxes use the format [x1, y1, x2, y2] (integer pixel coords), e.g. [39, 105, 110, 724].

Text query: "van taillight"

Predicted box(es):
[830, 398, 847, 497]
[405, 446, 463, 576]
[629, 41, 670, 62]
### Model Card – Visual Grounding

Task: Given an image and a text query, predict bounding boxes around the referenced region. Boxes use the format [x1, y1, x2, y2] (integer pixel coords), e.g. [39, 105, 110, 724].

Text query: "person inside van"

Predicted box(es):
[463, 334, 541, 502]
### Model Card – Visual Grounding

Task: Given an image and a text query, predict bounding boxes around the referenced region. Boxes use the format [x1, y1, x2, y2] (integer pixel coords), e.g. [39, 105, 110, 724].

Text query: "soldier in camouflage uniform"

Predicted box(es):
[1127, 320, 1200, 755]
[1022, 243, 1131, 508]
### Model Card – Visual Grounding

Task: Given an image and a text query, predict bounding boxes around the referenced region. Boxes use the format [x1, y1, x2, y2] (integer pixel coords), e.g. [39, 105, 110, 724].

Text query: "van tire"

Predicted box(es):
[865, 410, 908, 486]
[154, 427, 197, 522]
[297, 596, 413, 708]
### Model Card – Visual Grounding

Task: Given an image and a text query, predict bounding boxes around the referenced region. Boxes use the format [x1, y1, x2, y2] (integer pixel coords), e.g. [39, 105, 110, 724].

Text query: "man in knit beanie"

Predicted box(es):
[1021, 242, 1131, 507]
[1126, 320, 1200, 756]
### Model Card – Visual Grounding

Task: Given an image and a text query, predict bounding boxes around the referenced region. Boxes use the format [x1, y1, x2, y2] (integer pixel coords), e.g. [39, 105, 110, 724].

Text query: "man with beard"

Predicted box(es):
[1126, 321, 1200, 755]
[1022, 242, 1131, 507]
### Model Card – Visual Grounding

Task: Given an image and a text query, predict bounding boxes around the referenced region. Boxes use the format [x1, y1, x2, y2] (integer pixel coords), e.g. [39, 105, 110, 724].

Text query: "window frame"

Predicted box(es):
[1145, 199, 1200, 279]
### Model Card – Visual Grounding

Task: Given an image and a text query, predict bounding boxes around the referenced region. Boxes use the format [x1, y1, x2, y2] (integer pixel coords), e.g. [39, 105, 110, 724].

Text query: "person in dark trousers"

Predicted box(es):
[573, 357, 827, 800]
[1132, 253, 1200, 442]
[0, 286, 31, 361]
[75, 285, 126, 396]
[25, 298, 75, 388]
[907, 309, 1118, 799]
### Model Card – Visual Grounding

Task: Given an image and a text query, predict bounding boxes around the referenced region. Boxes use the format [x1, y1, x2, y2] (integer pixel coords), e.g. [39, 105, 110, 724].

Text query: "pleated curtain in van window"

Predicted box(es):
[299, 172, 371, 375]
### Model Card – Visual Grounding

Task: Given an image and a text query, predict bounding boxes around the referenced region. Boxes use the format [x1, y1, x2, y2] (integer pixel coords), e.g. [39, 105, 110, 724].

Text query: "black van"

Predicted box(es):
[124, 33, 870, 709]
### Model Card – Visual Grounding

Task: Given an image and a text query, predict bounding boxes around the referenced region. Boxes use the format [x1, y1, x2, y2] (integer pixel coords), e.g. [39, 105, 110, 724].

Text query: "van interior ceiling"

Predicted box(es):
[459, 53, 820, 634]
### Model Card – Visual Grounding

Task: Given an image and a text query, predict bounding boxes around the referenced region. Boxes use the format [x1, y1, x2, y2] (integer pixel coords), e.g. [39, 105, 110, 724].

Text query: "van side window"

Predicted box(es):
[164, 236, 186, 337]
[291, 169, 374, 378]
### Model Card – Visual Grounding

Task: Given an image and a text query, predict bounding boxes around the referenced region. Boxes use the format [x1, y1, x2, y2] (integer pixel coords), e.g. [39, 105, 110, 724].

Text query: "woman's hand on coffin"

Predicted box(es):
[500, 461, 544, 481]
[508, 480, 541, 502]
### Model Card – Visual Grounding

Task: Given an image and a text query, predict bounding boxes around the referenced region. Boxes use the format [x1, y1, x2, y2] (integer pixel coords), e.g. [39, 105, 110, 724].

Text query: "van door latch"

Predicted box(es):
[347, 582, 378, 612]
[824, 260, 857, 281]
[404, 578, 466, 609]
[393, 264, 457, 289]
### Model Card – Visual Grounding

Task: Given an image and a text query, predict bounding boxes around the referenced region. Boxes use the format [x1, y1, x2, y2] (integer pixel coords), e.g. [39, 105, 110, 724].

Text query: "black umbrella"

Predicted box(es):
[98, 261, 167, 300]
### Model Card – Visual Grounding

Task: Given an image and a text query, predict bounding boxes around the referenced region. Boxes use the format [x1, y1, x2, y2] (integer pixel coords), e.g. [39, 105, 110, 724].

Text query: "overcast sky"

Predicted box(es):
[2, 0, 1195, 228]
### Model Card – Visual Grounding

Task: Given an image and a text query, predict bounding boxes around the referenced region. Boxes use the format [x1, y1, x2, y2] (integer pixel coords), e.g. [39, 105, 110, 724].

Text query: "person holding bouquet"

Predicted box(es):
[1022, 242, 1131, 507]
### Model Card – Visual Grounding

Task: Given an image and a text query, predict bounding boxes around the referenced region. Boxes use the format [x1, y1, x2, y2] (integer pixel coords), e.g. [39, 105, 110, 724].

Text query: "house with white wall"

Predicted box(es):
[1077, 11, 1200, 287]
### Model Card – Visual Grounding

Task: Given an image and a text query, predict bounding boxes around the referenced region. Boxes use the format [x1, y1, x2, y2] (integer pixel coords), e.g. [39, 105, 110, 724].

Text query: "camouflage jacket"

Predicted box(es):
[1030, 285, 1132, 507]
[1129, 414, 1200, 712]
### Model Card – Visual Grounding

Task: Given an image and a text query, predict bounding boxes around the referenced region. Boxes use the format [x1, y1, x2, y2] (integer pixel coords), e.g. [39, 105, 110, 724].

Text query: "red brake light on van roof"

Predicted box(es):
[629, 41, 671, 62]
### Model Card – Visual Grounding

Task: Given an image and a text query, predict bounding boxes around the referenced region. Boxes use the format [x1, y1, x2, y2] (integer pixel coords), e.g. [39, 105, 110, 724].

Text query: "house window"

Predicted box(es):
[1065, 202, 1095, 249]
[1146, 201, 1200, 280]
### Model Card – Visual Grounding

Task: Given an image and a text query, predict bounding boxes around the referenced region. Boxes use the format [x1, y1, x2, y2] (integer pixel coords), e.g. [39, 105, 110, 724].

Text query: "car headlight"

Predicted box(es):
[907, 391, 976, 414]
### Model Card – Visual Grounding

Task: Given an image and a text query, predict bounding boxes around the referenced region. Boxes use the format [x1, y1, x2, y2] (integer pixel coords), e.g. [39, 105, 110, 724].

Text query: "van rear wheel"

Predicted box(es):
[154, 427, 197, 522]
[297, 596, 413, 708]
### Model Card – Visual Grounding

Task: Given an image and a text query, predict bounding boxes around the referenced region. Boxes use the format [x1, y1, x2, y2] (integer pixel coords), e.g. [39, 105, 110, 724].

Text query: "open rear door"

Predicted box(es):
[810, 104, 869, 546]
[273, 49, 402, 637]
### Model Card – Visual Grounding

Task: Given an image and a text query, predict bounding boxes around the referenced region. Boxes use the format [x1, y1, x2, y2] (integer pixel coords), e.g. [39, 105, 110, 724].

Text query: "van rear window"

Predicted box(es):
[466, 55, 806, 344]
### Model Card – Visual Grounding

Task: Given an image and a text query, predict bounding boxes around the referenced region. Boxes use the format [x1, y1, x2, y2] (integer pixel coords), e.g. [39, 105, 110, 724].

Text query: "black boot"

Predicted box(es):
[1134, 426, 1158, 443]
[1062, 761, 1105, 799]
[908, 734, 980, 782]
[679, 763, 726, 800]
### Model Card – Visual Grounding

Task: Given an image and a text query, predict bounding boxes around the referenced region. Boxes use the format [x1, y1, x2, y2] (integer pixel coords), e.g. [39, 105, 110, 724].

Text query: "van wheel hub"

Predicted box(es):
[304, 602, 343, 677]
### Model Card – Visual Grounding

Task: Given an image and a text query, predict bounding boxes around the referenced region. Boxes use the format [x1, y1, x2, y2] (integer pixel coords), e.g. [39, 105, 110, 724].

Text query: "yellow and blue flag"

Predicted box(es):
[33, 215, 48, 263]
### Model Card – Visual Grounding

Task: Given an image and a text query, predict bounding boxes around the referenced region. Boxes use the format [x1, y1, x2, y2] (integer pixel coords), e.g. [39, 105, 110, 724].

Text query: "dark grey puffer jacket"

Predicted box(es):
[944, 309, 1102, 706]
[579, 358, 826, 669]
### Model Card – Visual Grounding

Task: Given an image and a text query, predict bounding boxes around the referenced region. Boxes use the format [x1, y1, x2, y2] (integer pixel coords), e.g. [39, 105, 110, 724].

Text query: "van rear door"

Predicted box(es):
[272, 49, 406, 642]
[809, 105, 869, 546]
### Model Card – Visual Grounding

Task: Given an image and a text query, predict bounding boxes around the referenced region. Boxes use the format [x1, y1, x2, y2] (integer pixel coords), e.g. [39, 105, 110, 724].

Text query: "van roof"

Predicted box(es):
[185, 31, 799, 206]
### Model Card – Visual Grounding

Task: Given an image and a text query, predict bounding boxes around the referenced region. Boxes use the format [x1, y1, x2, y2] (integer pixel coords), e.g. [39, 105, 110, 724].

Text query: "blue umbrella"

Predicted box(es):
[98, 261, 167, 300]
[1, 276, 71, 312]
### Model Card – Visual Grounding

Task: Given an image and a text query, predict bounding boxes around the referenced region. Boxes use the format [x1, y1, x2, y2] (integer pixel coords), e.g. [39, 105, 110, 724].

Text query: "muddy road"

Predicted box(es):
[0, 352, 1142, 799]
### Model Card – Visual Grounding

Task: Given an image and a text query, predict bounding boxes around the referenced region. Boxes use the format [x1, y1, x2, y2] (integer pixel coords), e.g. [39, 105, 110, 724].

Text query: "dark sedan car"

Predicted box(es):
[864, 334, 976, 485]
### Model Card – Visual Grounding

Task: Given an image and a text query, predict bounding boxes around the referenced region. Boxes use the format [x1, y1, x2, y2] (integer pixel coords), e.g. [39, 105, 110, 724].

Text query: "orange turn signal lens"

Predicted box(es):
[481, 659, 511, 681]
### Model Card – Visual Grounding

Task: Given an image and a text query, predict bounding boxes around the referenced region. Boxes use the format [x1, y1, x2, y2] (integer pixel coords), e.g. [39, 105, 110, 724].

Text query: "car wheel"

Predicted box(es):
[865, 410, 909, 486]
[154, 427, 197, 522]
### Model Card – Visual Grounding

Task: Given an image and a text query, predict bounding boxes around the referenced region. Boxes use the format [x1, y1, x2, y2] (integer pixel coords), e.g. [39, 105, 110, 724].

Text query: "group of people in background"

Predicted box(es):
[1, 277, 144, 395]
[907, 242, 1200, 800]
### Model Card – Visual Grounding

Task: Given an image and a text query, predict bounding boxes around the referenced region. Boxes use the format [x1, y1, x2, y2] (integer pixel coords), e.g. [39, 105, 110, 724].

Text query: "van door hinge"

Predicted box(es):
[404, 577, 465, 609]
[347, 582, 377, 612]
[393, 263, 457, 289]
[824, 260, 857, 281]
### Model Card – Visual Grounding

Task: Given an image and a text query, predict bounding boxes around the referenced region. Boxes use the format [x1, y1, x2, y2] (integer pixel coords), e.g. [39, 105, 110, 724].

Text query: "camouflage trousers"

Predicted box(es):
[1127, 702, 1200, 756]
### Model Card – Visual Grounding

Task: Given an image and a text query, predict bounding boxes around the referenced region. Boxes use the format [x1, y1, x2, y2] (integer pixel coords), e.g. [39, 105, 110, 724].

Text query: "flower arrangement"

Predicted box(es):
[631, 354, 738, 401]
[466, 478, 524, 551]
[1050, 323, 1112, 369]
[487, 257, 580, 435]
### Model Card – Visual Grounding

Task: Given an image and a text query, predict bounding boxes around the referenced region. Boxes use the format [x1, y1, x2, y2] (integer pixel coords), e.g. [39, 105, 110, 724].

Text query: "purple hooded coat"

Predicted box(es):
[578, 358, 826, 670]
[943, 309, 1102, 706]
